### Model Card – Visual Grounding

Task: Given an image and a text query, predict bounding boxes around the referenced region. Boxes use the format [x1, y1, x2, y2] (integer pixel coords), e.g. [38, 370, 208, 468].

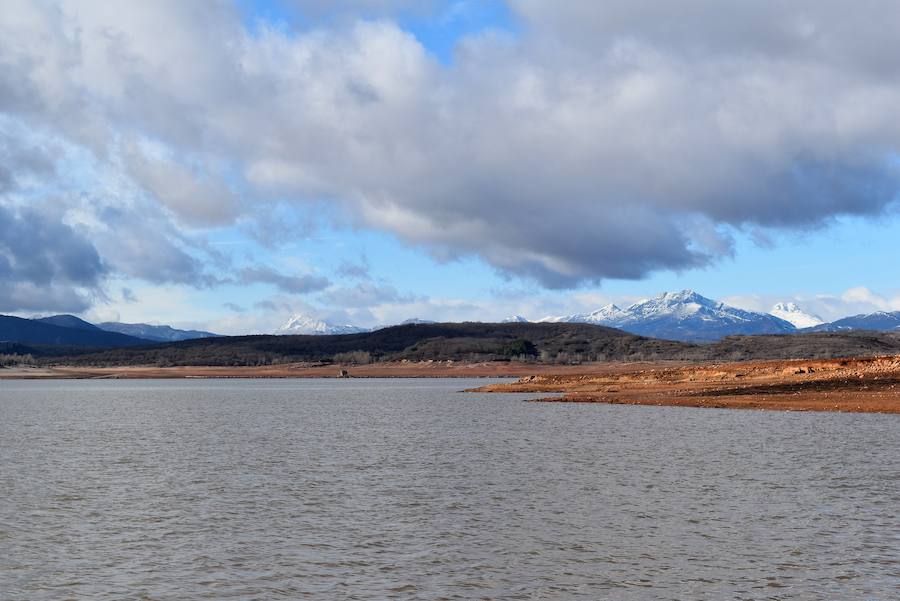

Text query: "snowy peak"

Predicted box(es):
[539, 290, 796, 342]
[276, 314, 368, 336]
[586, 304, 625, 321]
[616, 291, 796, 340]
[625, 290, 719, 319]
[537, 303, 625, 325]
[502, 315, 530, 323]
[769, 302, 824, 329]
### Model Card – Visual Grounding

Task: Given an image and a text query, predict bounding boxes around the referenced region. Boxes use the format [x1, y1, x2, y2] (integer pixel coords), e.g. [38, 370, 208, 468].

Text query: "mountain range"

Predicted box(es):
[0, 315, 149, 348]
[809, 311, 900, 333]
[97, 322, 221, 342]
[534, 291, 900, 341]
[276, 315, 369, 336]
[36, 322, 900, 368]
[4, 290, 900, 349]
[273, 316, 436, 335]
[534, 290, 796, 342]
[277, 290, 900, 343]
[0, 314, 220, 348]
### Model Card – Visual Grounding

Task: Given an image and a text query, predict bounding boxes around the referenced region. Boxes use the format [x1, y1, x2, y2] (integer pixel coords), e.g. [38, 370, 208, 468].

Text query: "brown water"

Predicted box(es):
[1, 378, 898, 600]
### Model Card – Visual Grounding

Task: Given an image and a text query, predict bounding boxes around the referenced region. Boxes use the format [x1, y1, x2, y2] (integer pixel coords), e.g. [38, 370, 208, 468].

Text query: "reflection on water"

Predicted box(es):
[1, 378, 898, 600]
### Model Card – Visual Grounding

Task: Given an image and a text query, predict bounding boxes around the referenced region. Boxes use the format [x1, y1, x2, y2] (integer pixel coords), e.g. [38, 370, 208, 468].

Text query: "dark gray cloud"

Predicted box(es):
[237, 267, 331, 294]
[0, 204, 106, 311]
[93, 206, 217, 286]
[2, 1, 900, 289]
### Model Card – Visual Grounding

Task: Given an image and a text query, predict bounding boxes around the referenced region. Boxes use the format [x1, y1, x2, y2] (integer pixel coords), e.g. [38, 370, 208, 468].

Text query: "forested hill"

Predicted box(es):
[36, 322, 900, 367]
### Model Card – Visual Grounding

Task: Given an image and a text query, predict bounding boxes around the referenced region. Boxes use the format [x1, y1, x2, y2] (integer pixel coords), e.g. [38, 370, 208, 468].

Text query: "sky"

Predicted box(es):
[1, 0, 900, 334]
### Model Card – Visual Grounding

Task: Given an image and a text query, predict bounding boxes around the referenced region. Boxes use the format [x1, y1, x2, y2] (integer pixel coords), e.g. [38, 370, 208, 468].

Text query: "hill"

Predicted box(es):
[0, 315, 150, 348]
[98, 322, 221, 342]
[35, 315, 102, 331]
[809, 311, 900, 333]
[37, 322, 900, 367]
[43, 322, 692, 366]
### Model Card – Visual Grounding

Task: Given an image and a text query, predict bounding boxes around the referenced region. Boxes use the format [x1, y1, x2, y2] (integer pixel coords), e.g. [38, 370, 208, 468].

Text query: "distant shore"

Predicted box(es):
[470, 356, 900, 414]
[0, 361, 642, 380]
[6, 357, 900, 414]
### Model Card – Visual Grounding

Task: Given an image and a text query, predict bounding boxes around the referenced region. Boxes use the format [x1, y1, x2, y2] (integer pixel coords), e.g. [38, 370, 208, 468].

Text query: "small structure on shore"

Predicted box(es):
[337, 369, 350, 378]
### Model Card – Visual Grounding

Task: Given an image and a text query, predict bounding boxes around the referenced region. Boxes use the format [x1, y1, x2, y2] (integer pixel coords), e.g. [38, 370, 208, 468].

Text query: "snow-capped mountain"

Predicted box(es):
[538, 303, 626, 325]
[399, 318, 436, 325]
[542, 290, 796, 342]
[808, 311, 900, 332]
[276, 315, 368, 336]
[502, 315, 530, 323]
[615, 290, 796, 341]
[769, 302, 824, 329]
[99, 322, 220, 342]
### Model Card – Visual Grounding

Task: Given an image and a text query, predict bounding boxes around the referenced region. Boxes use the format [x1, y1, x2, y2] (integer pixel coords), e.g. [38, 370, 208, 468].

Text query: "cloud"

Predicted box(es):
[2, 0, 900, 294]
[277, 0, 439, 19]
[237, 266, 331, 294]
[92, 205, 216, 286]
[0, 204, 106, 311]
[336, 256, 371, 280]
[122, 142, 241, 228]
[318, 281, 417, 307]
[0, 125, 58, 192]
[254, 299, 280, 312]
[724, 286, 900, 323]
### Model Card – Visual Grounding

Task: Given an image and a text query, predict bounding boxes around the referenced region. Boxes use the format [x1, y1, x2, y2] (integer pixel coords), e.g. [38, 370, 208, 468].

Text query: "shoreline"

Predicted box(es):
[6, 357, 900, 414]
[470, 356, 900, 414]
[0, 361, 652, 380]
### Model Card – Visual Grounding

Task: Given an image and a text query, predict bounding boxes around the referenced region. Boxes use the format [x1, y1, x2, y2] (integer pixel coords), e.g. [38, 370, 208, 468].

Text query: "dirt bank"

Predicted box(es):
[0, 361, 655, 380]
[470, 356, 900, 414]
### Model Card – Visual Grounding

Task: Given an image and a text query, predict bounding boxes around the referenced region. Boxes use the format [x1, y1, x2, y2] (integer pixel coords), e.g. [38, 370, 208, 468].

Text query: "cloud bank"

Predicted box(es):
[0, 205, 105, 311]
[1, 0, 900, 311]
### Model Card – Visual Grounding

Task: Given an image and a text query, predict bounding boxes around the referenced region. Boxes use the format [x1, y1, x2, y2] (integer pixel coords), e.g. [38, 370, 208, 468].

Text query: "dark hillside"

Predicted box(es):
[44, 322, 694, 366]
[34, 315, 102, 331]
[0, 315, 150, 348]
[35, 323, 900, 367]
[707, 331, 900, 360]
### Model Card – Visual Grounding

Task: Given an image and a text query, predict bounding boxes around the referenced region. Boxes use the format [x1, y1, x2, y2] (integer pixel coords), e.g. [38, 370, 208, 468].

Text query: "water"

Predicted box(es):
[1, 378, 898, 600]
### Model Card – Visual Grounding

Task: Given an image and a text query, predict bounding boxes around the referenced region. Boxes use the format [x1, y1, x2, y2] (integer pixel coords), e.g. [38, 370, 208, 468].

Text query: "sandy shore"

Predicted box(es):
[0, 361, 641, 380]
[470, 356, 900, 414]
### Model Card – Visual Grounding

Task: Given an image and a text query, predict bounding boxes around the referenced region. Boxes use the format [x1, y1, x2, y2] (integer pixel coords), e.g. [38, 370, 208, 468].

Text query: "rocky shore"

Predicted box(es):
[470, 356, 900, 414]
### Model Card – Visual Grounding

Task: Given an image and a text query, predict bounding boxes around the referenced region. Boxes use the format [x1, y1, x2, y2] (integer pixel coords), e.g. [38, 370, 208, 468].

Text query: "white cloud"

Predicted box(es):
[724, 286, 900, 323]
[122, 142, 240, 228]
[3, 0, 900, 311]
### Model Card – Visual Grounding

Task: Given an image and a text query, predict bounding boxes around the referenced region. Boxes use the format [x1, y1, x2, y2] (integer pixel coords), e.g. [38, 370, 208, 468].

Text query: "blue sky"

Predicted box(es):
[2, 1, 900, 333]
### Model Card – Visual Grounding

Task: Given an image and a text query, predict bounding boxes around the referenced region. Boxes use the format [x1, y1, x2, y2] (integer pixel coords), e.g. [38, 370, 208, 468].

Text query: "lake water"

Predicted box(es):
[1, 378, 898, 600]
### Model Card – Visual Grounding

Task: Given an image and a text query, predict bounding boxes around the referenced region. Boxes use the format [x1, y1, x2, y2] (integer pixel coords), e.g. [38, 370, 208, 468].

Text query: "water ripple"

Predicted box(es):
[1, 378, 898, 600]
